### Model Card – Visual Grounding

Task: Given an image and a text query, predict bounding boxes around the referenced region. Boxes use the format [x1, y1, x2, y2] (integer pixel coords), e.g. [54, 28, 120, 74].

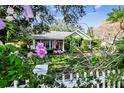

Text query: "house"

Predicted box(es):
[32, 30, 92, 52]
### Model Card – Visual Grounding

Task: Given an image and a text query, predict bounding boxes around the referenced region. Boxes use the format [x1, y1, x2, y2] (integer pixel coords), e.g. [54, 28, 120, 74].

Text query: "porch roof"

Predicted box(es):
[32, 31, 74, 40]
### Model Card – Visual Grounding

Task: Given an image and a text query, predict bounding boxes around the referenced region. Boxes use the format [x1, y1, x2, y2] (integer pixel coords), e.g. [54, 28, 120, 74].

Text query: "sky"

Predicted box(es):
[54, 5, 124, 30]
[82, 5, 124, 28]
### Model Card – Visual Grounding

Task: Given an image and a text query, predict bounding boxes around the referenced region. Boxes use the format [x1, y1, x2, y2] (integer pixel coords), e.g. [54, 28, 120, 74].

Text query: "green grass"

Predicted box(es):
[44, 53, 87, 75]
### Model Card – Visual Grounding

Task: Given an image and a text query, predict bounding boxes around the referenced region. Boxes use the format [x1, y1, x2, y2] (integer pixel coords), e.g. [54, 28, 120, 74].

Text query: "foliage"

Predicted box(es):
[0, 45, 27, 87]
[106, 6, 124, 23]
[0, 19, 15, 43]
[79, 40, 90, 51]
[64, 36, 84, 52]
[116, 37, 124, 53]
[91, 38, 101, 49]
[115, 37, 124, 68]
[55, 5, 85, 24]
[0, 43, 49, 88]
[86, 27, 101, 49]
[16, 41, 28, 48]
[0, 5, 85, 33]
[47, 49, 54, 54]
[49, 19, 84, 32]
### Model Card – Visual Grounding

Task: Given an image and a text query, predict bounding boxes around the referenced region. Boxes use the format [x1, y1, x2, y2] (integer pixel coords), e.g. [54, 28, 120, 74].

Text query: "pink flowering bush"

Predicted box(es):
[36, 43, 47, 58]
[27, 43, 47, 58]
[53, 49, 64, 55]
[27, 52, 33, 58]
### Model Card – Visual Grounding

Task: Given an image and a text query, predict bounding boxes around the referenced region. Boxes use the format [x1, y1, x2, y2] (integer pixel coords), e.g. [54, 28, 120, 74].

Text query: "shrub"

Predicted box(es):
[47, 49, 54, 54]
[0, 44, 26, 87]
[116, 37, 124, 53]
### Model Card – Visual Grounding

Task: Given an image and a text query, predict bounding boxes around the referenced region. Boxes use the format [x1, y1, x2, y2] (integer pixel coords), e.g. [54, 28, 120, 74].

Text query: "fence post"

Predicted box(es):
[14, 80, 18, 88]
[117, 69, 121, 88]
[107, 70, 111, 88]
[96, 70, 100, 88]
[102, 71, 106, 88]
[112, 70, 116, 88]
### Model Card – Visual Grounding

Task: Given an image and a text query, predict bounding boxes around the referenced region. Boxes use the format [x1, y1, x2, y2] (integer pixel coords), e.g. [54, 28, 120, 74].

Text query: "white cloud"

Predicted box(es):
[95, 5, 103, 9]
[86, 12, 98, 15]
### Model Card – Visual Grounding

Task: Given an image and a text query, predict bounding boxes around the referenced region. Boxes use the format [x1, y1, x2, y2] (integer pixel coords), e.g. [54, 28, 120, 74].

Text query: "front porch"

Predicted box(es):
[33, 39, 65, 51]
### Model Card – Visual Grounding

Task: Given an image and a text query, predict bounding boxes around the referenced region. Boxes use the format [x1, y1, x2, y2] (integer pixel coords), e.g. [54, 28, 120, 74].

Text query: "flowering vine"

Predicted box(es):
[0, 18, 6, 30]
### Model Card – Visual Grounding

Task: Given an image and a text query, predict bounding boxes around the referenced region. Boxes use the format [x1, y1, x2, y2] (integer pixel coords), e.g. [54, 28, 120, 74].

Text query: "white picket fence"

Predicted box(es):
[56, 70, 122, 88]
[10, 69, 124, 88]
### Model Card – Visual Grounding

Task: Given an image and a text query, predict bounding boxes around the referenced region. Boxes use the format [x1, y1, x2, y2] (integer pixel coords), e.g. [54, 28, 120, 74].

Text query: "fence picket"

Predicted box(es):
[107, 70, 111, 88]
[84, 72, 87, 82]
[14, 80, 18, 88]
[25, 80, 29, 87]
[96, 70, 100, 88]
[90, 71, 93, 76]
[26, 80, 29, 84]
[76, 73, 79, 80]
[62, 74, 65, 83]
[90, 71, 94, 88]
[117, 69, 121, 88]
[102, 71, 106, 88]
[12, 69, 123, 88]
[112, 70, 116, 88]
[70, 73, 73, 81]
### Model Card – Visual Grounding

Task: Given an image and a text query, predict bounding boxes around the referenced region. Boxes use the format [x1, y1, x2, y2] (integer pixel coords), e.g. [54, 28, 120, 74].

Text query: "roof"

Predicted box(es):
[32, 31, 73, 40]
[32, 31, 92, 40]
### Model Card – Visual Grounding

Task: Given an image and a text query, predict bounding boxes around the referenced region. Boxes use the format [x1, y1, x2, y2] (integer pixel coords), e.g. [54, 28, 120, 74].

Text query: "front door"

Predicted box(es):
[55, 40, 63, 50]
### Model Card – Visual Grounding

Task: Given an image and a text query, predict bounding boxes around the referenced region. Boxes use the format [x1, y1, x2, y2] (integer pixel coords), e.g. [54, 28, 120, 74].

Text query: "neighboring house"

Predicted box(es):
[32, 30, 92, 52]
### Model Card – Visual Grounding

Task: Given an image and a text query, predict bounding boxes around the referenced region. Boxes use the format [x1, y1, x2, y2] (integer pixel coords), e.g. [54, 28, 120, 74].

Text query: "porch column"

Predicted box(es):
[33, 39, 35, 49]
[49, 40, 51, 49]
[62, 40, 64, 51]
[53, 40, 56, 49]
[52, 40, 54, 48]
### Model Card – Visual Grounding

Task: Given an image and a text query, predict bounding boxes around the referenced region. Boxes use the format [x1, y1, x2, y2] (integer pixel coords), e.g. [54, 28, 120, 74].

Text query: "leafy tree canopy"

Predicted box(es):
[106, 6, 124, 23]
